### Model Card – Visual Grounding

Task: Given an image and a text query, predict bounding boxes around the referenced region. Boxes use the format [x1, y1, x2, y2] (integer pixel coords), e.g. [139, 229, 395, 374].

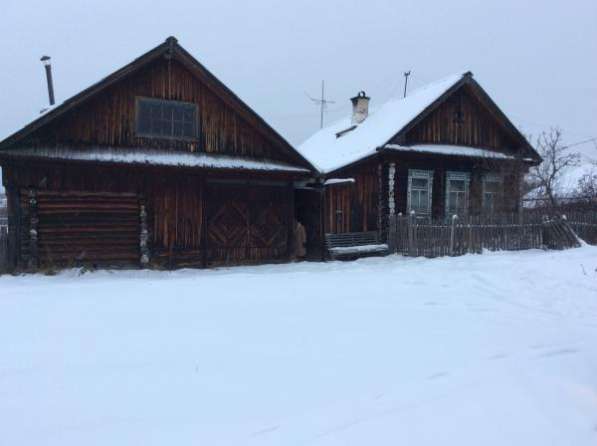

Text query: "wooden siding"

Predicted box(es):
[324, 162, 380, 234]
[3, 161, 295, 270]
[149, 175, 204, 267]
[21, 58, 302, 166]
[398, 84, 519, 151]
[324, 155, 523, 234]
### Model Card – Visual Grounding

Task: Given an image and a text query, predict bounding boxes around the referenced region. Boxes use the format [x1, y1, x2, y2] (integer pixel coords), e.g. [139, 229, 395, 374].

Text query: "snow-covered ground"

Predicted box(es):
[1, 247, 597, 445]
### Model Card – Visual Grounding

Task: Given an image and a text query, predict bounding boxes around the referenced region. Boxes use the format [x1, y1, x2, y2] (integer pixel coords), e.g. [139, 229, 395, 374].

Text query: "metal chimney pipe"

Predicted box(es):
[40, 55, 55, 106]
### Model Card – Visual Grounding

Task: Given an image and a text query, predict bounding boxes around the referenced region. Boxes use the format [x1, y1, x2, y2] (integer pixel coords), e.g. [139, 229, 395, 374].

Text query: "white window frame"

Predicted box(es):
[482, 173, 503, 214]
[445, 171, 470, 218]
[407, 169, 434, 217]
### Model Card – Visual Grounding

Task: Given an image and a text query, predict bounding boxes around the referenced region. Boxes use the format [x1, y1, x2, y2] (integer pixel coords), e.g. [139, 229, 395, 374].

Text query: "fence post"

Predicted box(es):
[449, 214, 458, 256]
[395, 212, 402, 254]
[467, 219, 473, 254]
[408, 210, 416, 256]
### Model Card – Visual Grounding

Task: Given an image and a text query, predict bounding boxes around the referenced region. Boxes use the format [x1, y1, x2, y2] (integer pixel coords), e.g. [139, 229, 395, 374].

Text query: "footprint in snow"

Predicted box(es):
[538, 348, 579, 358]
[427, 371, 450, 380]
[488, 353, 509, 360]
[250, 425, 280, 437]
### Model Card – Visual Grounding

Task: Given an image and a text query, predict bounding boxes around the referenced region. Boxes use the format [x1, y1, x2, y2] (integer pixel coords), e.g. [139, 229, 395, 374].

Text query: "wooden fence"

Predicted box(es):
[560, 211, 597, 245]
[388, 212, 583, 258]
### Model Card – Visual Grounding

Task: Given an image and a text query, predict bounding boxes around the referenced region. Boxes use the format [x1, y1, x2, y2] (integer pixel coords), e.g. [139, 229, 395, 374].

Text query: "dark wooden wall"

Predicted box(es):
[20, 58, 304, 166]
[398, 84, 519, 152]
[390, 155, 521, 220]
[324, 161, 380, 234]
[322, 155, 523, 234]
[3, 161, 295, 269]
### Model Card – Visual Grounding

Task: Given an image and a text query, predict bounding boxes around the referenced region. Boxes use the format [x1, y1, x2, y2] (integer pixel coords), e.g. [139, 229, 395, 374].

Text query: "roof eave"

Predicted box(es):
[0, 150, 312, 178]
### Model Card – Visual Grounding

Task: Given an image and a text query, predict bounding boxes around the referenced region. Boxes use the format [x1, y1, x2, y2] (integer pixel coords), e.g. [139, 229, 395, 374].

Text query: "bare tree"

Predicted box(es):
[576, 172, 597, 199]
[574, 143, 597, 202]
[527, 128, 580, 207]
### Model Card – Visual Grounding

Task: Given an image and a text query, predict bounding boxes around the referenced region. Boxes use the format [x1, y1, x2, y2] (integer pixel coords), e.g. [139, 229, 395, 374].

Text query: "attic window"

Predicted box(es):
[136, 97, 198, 140]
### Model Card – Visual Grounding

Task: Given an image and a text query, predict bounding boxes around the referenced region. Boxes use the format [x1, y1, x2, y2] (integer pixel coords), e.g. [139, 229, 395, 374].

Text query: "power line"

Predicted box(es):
[562, 137, 597, 150]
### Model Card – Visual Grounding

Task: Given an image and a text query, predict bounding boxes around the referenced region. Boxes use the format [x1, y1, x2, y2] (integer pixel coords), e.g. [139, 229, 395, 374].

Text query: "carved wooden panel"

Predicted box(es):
[206, 183, 290, 265]
[207, 199, 249, 248]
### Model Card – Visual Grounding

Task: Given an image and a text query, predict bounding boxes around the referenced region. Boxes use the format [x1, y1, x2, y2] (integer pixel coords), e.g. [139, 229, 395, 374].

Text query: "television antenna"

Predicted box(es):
[306, 80, 335, 129]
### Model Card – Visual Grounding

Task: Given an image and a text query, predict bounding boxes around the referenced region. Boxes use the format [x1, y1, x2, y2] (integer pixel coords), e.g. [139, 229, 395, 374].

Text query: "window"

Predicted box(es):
[408, 170, 433, 216]
[483, 174, 502, 214]
[445, 171, 470, 217]
[136, 98, 198, 140]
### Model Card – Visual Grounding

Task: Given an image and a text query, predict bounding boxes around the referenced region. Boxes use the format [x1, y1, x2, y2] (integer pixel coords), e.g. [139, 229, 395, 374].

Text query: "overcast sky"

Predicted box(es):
[1, 0, 596, 155]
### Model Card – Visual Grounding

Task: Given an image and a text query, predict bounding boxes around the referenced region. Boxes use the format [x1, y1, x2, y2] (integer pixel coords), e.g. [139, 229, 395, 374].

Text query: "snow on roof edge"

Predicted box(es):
[383, 144, 532, 161]
[0, 147, 311, 173]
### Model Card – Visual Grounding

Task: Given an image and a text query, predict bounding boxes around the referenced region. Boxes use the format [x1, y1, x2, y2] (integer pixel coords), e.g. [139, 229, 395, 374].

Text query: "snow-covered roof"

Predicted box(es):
[0, 147, 310, 173]
[383, 144, 533, 161]
[297, 73, 467, 173]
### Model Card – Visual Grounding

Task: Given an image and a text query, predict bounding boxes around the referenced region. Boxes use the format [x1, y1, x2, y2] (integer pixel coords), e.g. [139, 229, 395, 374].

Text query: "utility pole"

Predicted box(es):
[306, 80, 335, 129]
[403, 71, 411, 98]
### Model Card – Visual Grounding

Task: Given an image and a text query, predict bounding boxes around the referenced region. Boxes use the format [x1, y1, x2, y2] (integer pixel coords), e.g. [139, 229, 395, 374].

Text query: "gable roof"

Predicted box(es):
[296, 72, 540, 174]
[0, 37, 316, 172]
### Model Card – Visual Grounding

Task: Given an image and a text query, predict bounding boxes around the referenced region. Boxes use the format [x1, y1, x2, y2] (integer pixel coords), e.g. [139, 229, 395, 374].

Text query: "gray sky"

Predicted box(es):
[1, 0, 596, 154]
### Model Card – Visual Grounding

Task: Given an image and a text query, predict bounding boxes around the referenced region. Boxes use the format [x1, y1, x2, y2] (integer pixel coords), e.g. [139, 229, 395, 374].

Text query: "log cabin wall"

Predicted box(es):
[388, 154, 522, 220]
[321, 154, 523, 235]
[19, 58, 303, 166]
[396, 84, 519, 152]
[2, 161, 295, 270]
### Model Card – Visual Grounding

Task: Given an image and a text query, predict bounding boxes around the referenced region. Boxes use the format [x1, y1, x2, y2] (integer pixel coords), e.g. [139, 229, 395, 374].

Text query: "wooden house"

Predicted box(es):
[296, 73, 542, 244]
[0, 37, 315, 270]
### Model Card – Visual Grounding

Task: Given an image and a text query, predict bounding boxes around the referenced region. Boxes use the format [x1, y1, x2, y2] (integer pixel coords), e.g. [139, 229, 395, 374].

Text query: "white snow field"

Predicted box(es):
[1, 247, 597, 445]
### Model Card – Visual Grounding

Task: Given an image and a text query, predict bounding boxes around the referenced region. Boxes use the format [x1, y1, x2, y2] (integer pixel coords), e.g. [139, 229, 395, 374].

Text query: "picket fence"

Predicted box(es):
[388, 212, 582, 258]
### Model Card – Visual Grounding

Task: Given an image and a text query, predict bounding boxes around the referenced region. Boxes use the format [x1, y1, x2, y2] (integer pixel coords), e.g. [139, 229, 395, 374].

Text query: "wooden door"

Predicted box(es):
[205, 183, 291, 265]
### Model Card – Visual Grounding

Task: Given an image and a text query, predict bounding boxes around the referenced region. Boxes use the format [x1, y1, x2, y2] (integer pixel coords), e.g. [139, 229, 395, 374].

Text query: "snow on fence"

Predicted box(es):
[388, 212, 582, 258]
[559, 211, 597, 245]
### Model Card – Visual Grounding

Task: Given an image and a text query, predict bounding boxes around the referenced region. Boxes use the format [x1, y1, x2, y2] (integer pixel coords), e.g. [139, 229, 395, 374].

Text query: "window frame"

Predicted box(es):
[482, 173, 503, 214]
[135, 97, 199, 141]
[445, 171, 470, 218]
[407, 169, 434, 217]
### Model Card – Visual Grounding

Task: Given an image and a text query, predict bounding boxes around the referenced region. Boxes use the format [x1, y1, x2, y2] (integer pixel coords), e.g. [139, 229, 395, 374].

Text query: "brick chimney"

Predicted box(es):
[350, 91, 370, 124]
